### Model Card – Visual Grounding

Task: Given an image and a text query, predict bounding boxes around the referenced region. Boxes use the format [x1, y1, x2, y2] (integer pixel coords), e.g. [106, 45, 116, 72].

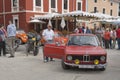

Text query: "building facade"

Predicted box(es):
[86, 0, 119, 16]
[0, 0, 86, 32]
[86, 0, 119, 28]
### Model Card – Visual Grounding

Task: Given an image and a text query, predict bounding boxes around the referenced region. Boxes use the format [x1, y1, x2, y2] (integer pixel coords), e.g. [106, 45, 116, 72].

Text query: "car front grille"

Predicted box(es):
[71, 55, 101, 62]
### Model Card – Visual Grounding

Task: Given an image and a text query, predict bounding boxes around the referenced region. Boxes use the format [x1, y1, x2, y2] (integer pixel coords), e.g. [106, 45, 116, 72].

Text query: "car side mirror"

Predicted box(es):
[55, 42, 61, 46]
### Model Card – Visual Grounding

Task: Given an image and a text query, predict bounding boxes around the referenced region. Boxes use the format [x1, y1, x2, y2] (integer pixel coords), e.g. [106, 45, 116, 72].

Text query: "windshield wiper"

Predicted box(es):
[68, 42, 82, 46]
[81, 43, 97, 46]
[68, 43, 78, 46]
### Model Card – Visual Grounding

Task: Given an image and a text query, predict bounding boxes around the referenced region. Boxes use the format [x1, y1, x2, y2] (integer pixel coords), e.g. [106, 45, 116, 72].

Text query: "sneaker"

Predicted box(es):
[44, 60, 48, 63]
[50, 59, 55, 61]
[3, 55, 6, 57]
[116, 48, 120, 50]
[8, 56, 14, 58]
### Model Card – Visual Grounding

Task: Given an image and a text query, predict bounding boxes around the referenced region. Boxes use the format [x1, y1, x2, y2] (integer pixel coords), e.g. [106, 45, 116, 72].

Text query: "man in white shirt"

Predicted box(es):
[42, 26, 54, 43]
[42, 25, 55, 62]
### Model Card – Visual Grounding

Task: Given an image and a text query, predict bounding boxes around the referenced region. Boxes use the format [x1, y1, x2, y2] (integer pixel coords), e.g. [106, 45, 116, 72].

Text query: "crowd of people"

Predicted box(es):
[74, 25, 120, 50]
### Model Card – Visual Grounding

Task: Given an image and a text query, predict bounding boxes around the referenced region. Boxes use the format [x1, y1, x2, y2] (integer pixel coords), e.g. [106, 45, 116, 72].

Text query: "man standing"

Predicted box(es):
[116, 26, 120, 50]
[42, 25, 54, 44]
[103, 28, 110, 49]
[7, 20, 16, 58]
[0, 24, 7, 56]
[95, 27, 103, 46]
[42, 25, 54, 62]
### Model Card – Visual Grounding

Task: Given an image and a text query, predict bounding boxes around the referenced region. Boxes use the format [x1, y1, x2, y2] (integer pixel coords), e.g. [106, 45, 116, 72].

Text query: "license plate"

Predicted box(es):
[32, 38, 36, 41]
[79, 65, 94, 68]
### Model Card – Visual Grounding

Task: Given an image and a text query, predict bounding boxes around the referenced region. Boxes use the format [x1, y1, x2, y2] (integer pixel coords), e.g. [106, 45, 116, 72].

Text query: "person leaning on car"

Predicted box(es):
[42, 25, 55, 62]
[6, 20, 16, 58]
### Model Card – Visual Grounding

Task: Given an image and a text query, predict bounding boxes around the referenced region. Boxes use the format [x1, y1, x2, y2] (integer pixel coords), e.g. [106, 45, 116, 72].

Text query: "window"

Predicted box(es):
[49, 0, 57, 12]
[34, 0, 43, 12]
[94, 0, 97, 3]
[36, 0, 41, 7]
[76, 0, 82, 11]
[51, 0, 55, 8]
[94, 7, 97, 13]
[110, 9, 112, 16]
[111, 2, 113, 6]
[11, 0, 19, 12]
[103, 8, 105, 14]
[78, 2, 81, 10]
[13, 0, 17, 7]
[64, 0, 68, 9]
[13, 15, 19, 29]
[62, 0, 69, 13]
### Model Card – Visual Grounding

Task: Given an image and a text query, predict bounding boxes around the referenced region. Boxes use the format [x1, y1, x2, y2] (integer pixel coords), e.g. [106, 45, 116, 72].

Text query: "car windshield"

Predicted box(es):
[68, 35, 99, 46]
[54, 33, 63, 37]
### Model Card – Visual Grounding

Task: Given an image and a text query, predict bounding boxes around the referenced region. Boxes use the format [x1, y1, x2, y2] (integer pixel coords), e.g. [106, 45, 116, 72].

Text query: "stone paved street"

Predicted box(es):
[0, 45, 120, 80]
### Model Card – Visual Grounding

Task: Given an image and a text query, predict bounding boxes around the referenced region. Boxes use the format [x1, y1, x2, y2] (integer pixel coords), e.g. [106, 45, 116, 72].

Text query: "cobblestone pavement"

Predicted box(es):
[0, 45, 120, 80]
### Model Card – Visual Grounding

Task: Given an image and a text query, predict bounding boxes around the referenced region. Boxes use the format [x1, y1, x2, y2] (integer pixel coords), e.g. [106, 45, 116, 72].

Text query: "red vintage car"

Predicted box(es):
[43, 34, 107, 71]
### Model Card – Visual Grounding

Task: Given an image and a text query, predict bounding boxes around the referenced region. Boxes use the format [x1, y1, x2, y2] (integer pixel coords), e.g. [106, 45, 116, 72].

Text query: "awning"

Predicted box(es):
[34, 13, 62, 20]
[92, 13, 115, 19]
[62, 10, 95, 17]
[106, 19, 120, 25]
[61, 10, 96, 20]
[89, 18, 120, 25]
[28, 19, 46, 24]
[33, 11, 97, 20]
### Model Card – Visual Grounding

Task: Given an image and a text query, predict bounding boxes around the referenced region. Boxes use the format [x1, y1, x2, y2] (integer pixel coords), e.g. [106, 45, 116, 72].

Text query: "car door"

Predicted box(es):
[43, 43, 65, 59]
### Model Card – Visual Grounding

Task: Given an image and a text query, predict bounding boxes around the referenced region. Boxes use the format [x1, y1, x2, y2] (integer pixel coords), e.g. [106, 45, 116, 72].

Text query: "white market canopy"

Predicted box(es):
[28, 19, 46, 23]
[92, 12, 115, 19]
[33, 11, 97, 20]
[89, 13, 117, 24]
[61, 10, 97, 20]
[62, 10, 95, 17]
[34, 13, 62, 20]
[32, 11, 117, 23]
[89, 18, 120, 25]
[105, 19, 120, 25]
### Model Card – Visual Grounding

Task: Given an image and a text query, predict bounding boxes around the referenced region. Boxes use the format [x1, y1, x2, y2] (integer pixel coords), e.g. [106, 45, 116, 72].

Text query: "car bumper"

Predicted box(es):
[64, 62, 107, 69]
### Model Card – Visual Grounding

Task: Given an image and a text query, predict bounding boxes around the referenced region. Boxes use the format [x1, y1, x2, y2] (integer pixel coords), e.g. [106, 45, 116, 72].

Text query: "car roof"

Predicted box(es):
[70, 33, 95, 36]
[16, 29, 24, 31]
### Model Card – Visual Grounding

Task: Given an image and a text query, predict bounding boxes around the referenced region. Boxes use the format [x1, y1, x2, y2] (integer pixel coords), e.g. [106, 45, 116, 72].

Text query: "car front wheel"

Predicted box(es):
[61, 59, 70, 70]
[18, 39, 22, 44]
[100, 68, 106, 71]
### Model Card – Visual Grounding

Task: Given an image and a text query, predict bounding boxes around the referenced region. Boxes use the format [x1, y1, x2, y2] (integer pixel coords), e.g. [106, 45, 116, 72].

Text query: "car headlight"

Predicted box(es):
[100, 56, 106, 61]
[67, 56, 72, 60]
